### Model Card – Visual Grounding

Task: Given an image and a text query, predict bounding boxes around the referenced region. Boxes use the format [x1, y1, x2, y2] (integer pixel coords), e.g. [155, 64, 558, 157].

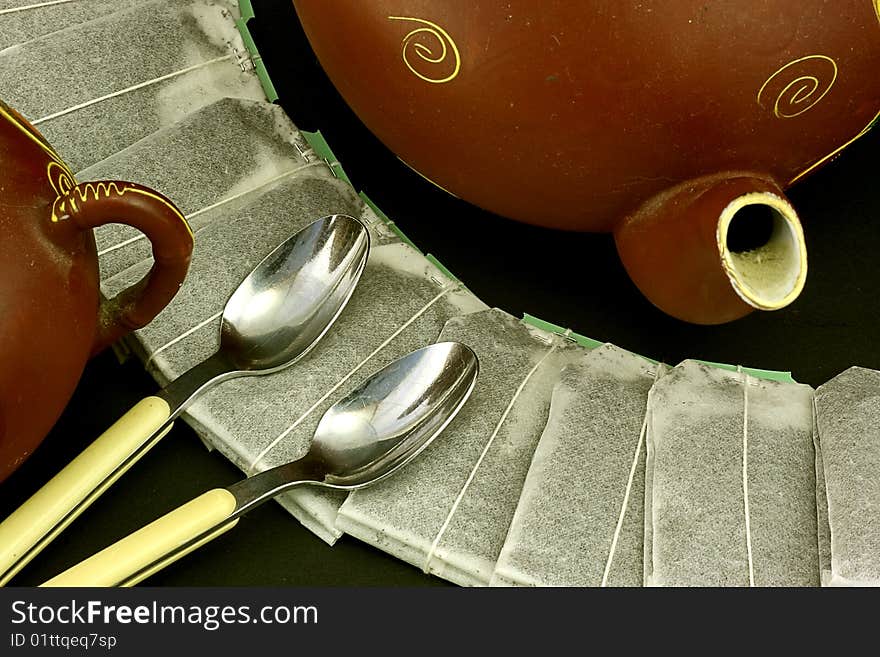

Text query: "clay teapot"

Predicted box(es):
[291, 0, 880, 323]
[0, 100, 193, 482]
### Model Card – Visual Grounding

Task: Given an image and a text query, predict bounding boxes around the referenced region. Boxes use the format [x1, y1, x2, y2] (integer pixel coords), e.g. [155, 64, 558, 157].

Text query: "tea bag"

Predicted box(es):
[0, 0, 265, 171]
[0, 0, 146, 51]
[78, 97, 320, 280]
[644, 360, 819, 587]
[491, 344, 664, 587]
[106, 228, 487, 544]
[814, 367, 880, 586]
[337, 309, 580, 585]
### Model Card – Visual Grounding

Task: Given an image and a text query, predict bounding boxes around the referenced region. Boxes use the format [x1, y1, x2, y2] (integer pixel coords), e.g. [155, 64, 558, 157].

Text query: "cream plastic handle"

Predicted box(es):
[0, 396, 173, 585]
[41, 489, 239, 587]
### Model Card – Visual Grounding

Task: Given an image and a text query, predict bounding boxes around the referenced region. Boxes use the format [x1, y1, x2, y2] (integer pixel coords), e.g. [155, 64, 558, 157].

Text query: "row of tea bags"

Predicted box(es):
[346, 307, 880, 587]
[338, 314, 879, 587]
[15, 0, 878, 584]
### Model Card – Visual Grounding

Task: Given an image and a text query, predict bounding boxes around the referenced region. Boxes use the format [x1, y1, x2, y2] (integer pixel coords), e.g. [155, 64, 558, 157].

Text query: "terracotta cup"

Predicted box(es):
[0, 100, 193, 482]
[292, 0, 880, 323]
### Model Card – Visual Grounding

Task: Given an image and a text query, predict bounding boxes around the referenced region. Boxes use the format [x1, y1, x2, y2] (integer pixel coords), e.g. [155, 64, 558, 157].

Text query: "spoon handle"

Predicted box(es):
[39, 458, 323, 587]
[0, 352, 232, 586]
[0, 397, 173, 585]
[41, 489, 240, 588]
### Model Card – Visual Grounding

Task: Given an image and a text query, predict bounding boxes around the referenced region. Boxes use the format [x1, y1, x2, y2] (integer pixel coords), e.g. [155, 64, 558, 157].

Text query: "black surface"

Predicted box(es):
[1, 1, 878, 586]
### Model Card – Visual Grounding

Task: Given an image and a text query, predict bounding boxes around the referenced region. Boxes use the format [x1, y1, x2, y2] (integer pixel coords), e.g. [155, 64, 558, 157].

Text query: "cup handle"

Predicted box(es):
[61, 181, 194, 354]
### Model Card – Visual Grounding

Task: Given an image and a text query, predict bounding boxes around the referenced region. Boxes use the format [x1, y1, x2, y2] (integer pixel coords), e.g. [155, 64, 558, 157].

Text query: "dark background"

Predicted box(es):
[1, 1, 878, 586]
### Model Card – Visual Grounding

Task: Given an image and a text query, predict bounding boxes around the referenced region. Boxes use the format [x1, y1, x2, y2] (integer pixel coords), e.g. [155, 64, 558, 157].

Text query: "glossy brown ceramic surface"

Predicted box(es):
[0, 100, 193, 482]
[292, 0, 880, 321]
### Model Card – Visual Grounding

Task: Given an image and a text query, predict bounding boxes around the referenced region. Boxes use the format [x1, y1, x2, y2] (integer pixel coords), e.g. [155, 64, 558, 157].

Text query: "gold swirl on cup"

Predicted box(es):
[388, 16, 461, 84]
[758, 55, 838, 119]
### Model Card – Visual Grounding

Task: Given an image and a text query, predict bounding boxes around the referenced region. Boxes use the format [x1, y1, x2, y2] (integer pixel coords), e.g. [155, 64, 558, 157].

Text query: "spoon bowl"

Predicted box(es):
[314, 341, 479, 487]
[41, 342, 480, 587]
[228, 342, 479, 514]
[163, 214, 370, 396]
[219, 215, 369, 373]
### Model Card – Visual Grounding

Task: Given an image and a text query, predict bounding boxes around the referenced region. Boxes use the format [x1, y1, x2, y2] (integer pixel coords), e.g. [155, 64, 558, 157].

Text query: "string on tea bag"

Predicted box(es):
[738, 365, 756, 587]
[247, 283, 461, 475]
[145, 311, 223, 371]
[600, 361, 664, 587]
[0, 0, 77, 14]
[488, 343, 669, 587]
[422, 332, 567, 574]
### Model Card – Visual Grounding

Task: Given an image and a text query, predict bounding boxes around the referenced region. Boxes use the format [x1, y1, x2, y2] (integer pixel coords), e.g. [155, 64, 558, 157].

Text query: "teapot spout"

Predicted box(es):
[614, 173, 807, 324]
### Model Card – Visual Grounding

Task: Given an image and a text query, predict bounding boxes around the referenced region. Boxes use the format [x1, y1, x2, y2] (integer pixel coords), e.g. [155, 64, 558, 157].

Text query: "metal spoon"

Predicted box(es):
[41, 341, 479, 587]
[0, 214, 370, 585]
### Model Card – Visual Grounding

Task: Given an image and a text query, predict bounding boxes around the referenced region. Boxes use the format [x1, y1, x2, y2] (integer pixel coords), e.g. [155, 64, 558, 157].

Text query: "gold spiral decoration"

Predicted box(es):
[757, 55, 838, 119]
[388, 16, 461, 84]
